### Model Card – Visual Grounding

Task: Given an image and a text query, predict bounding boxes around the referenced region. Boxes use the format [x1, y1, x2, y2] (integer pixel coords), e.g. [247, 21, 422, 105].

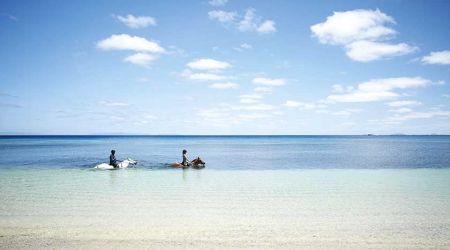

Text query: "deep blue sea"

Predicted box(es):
[1, 135, 449, 169]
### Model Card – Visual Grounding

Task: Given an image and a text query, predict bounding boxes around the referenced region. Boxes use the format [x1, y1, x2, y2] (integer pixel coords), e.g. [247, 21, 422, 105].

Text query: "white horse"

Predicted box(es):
[94, 158, 138, 170]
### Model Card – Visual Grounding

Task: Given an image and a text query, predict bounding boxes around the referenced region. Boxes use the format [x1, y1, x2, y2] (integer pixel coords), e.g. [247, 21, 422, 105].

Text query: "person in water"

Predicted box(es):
[181, 149, 205, 166]
[109, 150, 119, 168]
[181, 149, 189, 166]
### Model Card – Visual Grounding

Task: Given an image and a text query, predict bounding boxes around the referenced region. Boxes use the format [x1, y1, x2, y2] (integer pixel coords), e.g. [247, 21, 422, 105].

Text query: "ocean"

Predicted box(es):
[1, 135, 449, 170]
[1, 135, 449, 248]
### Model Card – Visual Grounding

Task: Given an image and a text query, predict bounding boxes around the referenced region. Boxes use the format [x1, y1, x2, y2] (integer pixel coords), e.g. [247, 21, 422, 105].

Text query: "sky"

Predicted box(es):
[0, 0, 449, 135]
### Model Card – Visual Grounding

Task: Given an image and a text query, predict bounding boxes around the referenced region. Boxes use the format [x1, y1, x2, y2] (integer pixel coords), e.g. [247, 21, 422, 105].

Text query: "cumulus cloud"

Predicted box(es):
[209, 0, 228, 6]
[311, 9, 395, 45]
[238, 9, 276, 34]
[387, 100, 421, 107]
[311, 9, 415, 62]
[327, 77, 431, 103]
[253, 77, 286, 86]
[209, 82, 239, 89]
[116, 14, 156, 29]
[422, 50, 450, 65]
[256, 20, 276, 34]
[187, 58, 231, 70]
[97, 34, 165, 53]
[208, 10, 237, 23]
[210, 8, 276, 34]
[124, 53, 156, 66]
[345, 40, 417, 62]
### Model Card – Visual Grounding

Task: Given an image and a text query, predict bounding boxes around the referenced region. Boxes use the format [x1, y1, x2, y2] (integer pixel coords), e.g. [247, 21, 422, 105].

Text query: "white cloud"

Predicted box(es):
[345, 41, 417, 62]
[332, 108, 361, 116]
[209, 82, 239, 89]
[240, 98, 260, 104]
[239, 94, 263, 104]
[210, 8, 276, 34]
[240, 94, 263, 99]
[197, 104, 276, 126]
[240, 43, 252, 49]
[144, 114, 157, 120]
[358, 77, 429, 92]
[285, 100, 302, 108]
[189, 73, 226, 81]
[422, 50, 450, 65]
[311, 9, 395, 45]
[116, 15, 156, 29]
[124, 53, 156, 66]
[387, 100, 421, 107]
[284, 100, 326, 110]
[208, 0, 228, 6]
[238, 9, 257, 31]
[187, 58, 231, 70]
[234, 43, 253, 52]
[257, 20, 276, 33]
[241, 104, 276, 111]
[97, 34, 165, 53]
[388, 111, 450, 122]
[208, 10, 237, 23]
[311, 9, 415, 62]
[238, 9, 277, 34]
[238, 113, 271, 120]
[99, 101, 130, 107]
[328, 91, 398, 102]
[181, 69, 227, 81]
[327, 77, 431, 103]
[253, 77, 286, 86]
[341, 122, 356, 126]
[389, 107, 412, 113]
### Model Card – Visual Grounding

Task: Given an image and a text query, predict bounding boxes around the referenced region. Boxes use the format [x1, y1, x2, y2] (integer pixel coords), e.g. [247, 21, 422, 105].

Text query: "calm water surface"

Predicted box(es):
[0, 135, 449, 169]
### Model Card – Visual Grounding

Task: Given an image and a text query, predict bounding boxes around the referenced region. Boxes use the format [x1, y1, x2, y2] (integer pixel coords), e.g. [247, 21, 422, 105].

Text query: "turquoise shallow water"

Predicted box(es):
[1, 168, 450, 247]
[1, 136, 450, 247]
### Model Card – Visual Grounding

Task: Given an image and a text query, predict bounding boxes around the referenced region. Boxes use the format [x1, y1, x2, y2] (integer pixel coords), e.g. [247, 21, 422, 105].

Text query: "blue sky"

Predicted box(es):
[1, 0, 449, 135]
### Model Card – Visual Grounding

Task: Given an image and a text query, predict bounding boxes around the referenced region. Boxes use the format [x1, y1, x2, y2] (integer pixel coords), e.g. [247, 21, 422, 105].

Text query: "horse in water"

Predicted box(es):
[171, 157, 205, 168]
[95, 158, 138, 170]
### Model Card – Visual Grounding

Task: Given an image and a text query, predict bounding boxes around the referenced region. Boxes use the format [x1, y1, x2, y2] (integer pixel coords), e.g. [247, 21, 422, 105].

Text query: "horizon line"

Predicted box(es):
[0, 134, 449, 136]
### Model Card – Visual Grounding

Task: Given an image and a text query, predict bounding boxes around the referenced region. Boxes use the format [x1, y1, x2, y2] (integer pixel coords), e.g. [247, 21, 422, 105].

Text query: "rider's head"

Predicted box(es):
[111, 150, 116, 155]
[182, 149, 187, 154]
